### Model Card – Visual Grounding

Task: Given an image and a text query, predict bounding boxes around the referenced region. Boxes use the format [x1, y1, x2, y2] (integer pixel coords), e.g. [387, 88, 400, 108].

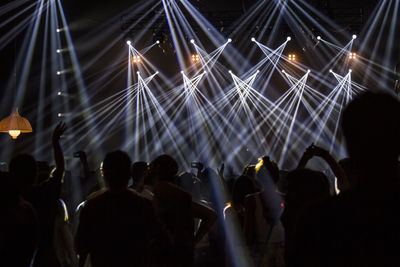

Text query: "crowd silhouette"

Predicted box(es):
[1, 90, 400, 267]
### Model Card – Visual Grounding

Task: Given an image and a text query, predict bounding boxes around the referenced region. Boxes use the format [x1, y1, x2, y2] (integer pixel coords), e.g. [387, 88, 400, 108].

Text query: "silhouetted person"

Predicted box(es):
[76, 150, 166, 267]
[0, 172, 38, 267]
[148, 154, 217, 267]
[293, 91, 400, 267]
[9, 122, 67, 267]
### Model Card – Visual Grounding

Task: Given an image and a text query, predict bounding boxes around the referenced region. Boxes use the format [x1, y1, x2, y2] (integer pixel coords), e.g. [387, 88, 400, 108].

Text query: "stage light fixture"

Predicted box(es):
[137, 71, 140, 75]
[251, 37, 256, 42]
[190, 39, 195, 44]
[191, 54, 200, 62]
[181, 70, 184, 74]
[307, 69, 311, 73]
[349, 69, 352, 73]
[256, 70, 260, 73]
[57, 71, 61, 75]
[56, 49, 61, 53]
[227, 38, 232, 43]
[287, 36, 291, 41]
[329, 69, 333, 73]
[352, 34, 357, 40]
[349, 52, 357, 60]
[56, 28, 62, 33]
[58, 113, 62, 117]
[317, 36, 321, 40]
[282, 69, 286, 73]
[228, 70, 232, 74]
[288, 54, 296, 61]
[57, 92, 62, 96]
[126, 40, 131, 45]
[156, 40, 160, 44]
[132, 55, 141, 63]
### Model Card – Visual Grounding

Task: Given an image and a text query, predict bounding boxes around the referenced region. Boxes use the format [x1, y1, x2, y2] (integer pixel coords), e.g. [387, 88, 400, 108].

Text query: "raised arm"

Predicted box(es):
[192, 201, 217, 246]
[52, 122, 67, 182]
[297, 144, 349, 190]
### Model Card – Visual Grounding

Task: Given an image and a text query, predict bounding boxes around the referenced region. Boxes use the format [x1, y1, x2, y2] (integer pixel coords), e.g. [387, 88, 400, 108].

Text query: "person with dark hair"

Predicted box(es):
[293, 91, 400, 267]
[148, 154, 217, 267]
[76, 150, 166, 267]
[0, 171, 38, 267]
[9, 122, 67, 267]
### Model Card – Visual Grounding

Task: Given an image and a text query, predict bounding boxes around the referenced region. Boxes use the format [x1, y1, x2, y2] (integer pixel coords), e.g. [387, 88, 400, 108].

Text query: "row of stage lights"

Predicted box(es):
[124, 36, 358, 65]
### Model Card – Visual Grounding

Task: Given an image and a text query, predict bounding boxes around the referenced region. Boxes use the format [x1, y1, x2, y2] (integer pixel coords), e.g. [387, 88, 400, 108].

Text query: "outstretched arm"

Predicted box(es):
[52, 122, 67, 183]
[192, 201, 217, 246]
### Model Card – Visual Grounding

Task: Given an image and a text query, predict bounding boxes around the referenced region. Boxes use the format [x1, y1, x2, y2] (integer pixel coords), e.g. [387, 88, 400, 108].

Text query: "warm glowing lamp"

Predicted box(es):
[0, 109, 33, 139]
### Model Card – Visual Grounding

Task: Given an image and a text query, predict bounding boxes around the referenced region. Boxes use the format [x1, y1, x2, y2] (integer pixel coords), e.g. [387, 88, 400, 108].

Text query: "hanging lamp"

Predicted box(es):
[0, 108, 33, 139]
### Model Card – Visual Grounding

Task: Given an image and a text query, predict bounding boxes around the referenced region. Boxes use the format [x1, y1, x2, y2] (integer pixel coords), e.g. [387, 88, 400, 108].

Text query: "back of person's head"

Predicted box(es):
[149, 154, 178, 182]
[9, 154, 37, 187]
[338, 158, 359, 189]
[131, 161, 148, 183]
[285, 169, 331, 206]
[102, 150, 131, 189]
[342, 91, 400, 168]
[232, 175, 257, 208]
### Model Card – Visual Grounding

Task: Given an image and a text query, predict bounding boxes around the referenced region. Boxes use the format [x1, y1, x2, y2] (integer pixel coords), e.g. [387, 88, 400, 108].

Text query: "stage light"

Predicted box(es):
[352, 34, 357, 40]
[132, 55, 141, 63]
[282, 69, 286, 73]
[191, 54, 200, 62]
[349, 52, 357, 60]
[287, 36, 291, 41]
[155, 71, 159, 75]
[329, 69, 333, 73]
[190, 39, 195, 44]
[58, 113, 62, 117]
[227, 38, 232, 43]
[256, 70, 260, 73]
[57, 92, 62, 96]
[307, 69, 311, 73]
[0, 109, 32, 139]
[56, 49, 61, 53]
[57, 71, 61, 75]
[181, 70, 184, 74]
[137, 71, 140, 75]
[56, 28, 62, 33]
[156, 40, 160, 44]
[228, 70, 232, 74]
[251, 37, 256, 42]
[288, 54, 296, 61]
[317, 36, 321, 40]
[349, 69, 352, 73]
[126, 40, 131, 45]
[203, 71, 207, 74]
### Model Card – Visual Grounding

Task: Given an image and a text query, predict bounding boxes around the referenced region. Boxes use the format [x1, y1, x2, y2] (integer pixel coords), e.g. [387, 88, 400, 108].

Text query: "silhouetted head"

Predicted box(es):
[0, 172, 19, 204]
[131, 161, 148, 184]
[342, 91, 400, 172]
[9, 154, 37, 187]
[102, 150, 131, 190]
[148, 154, 178, 183]
[232, 175, 257, 209]
[338, 158, 359, 190]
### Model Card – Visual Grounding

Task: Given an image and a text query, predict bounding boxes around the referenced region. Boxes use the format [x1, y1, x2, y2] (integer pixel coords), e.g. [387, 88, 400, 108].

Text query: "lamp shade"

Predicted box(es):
[0, 109, 33, 139]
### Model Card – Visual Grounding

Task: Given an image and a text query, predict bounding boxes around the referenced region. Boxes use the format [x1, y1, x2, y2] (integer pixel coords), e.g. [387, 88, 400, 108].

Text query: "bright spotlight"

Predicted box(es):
[137, 71, 140, 75]
[132, 55, 141, 63]
[56, 71, 61, 75]
[155, 71, 159, 75]
[56, 49, 61, 53]
[228, 70, 232, 74]
[191, 54, 200, 63]
[352, 34, 357, 40]
[256, 70, 260, 73]
[203, 71, 207, 74]
[190, 39, 195, 44]
[156, 40, 160, 44]
[349, 52, 357, 60]
[349, 69, 352, 73]
[58, 113, 62, 117]
[329, 69, 333, 73]
[57, 92, 62, 96]
[251, 37, 256, 42]
[307, 69, 311, 73]
[181, 70, 184, 74]
[317, 36, 321, 40]
[126, 40, 131, 45]
[288, 53, 296, 61]
[227, 38, 232, 43]
[282, 69, 286, 73]
[56, 28, 62, 33]
[287, 36, 291, 41]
